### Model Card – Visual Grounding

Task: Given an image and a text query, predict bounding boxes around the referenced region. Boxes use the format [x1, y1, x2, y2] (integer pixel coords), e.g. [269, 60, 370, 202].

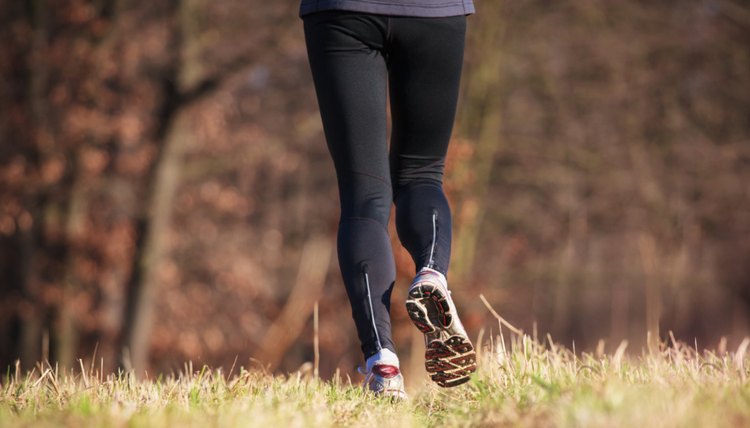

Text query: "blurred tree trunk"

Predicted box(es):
[19, 0, 51, 367]
[257, 236, 332, 371]
[121, 0, 251, 374]
[57, 157, 89, 369]
[122, 0, 188, 374]
[124, 112, 191, 374]
[18, 224, 43, 368]
[451, 5, 506, 281]
[638, 233, 661, 353]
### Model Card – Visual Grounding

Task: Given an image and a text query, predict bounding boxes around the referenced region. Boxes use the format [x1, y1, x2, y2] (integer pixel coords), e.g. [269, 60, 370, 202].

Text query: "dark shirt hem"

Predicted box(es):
[300, 0, 475, 18]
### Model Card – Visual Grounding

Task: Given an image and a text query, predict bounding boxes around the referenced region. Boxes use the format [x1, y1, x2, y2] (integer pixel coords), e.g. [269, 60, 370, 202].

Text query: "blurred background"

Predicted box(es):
[1, 0, 749, 383]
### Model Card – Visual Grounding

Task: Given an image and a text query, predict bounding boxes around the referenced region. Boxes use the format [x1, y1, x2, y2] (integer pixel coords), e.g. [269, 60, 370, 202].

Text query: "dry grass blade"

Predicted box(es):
[79, 359, 89, 389]
[613, 340, 629, 371]
[314, 301, 320, 380]
[734, 337, 749, 375]
[479, 293, 523, 335]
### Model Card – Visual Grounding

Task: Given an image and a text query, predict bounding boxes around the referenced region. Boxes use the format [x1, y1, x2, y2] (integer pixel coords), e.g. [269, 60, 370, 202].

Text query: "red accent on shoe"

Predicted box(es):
[372, 364, 400, 378]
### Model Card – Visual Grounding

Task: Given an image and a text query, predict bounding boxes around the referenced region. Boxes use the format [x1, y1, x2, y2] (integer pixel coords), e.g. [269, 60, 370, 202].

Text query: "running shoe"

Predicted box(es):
[361, 364, 408, 400]
[405, 267, 477, 387]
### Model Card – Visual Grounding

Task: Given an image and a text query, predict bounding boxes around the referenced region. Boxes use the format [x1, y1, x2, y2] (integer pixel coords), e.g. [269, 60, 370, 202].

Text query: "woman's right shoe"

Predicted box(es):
[405, 267, 477, 387]
[362, 364, 408, 400]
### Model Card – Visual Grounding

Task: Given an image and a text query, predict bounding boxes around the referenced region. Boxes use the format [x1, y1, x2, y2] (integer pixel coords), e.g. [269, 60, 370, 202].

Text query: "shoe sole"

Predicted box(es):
[405, 282, 477, 387]
[378, 389, 408, 401]
[365, 373, 408, 401]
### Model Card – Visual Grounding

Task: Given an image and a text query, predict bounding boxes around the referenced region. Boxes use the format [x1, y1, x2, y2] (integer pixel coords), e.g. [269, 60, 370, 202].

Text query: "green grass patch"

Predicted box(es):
[1, 336, 749, 427]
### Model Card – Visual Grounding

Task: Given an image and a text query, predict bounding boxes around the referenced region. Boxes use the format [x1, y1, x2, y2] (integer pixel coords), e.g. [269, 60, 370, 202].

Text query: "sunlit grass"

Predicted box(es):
[2, 335, 749, 427]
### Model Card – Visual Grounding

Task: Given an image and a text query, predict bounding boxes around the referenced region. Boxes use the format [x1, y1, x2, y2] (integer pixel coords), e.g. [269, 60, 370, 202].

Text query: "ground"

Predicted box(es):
[2, 335, 749, 427]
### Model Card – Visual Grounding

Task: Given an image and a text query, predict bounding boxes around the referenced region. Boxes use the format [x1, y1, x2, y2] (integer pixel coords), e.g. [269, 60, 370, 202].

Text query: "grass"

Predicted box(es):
[2, 334, 749, 427]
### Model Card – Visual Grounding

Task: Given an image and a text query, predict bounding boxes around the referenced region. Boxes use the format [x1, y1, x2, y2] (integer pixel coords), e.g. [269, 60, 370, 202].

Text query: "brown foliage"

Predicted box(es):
[0, 0, 748, 377]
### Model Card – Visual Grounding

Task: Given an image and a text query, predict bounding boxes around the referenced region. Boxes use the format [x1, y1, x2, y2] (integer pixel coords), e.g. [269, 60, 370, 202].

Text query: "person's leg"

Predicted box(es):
[387, 15, 467, 276]
[303, 12, 397, 360]
[387, 15, 476, 388]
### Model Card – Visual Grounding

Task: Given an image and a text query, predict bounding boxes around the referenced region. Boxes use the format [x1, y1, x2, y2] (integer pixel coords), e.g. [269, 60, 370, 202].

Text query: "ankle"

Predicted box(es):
[417, 266, 447, 285]
[366, 348, 400, 373]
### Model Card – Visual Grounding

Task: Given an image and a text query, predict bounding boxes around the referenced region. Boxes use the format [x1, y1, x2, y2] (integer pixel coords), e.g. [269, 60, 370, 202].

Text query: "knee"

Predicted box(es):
[339, 173, 393, 227]
[391, 155, 445, 198]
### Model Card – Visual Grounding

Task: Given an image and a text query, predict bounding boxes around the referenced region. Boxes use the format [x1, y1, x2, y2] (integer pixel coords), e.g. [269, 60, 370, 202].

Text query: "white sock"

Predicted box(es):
[419, 266, 448, 287]
[366, 348, 400, 373]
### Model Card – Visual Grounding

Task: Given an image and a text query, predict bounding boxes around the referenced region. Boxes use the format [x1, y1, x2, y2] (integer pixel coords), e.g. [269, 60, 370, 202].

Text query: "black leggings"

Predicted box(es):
[303, 11, 466, 359]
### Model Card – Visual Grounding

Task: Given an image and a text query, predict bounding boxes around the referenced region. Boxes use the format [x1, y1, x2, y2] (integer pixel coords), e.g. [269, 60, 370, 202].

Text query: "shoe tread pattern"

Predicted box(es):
[406, 281, 477, 388]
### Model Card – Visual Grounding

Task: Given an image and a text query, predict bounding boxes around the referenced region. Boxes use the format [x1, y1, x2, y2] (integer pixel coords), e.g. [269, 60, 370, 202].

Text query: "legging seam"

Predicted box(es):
[363, 271, 383, 351]
[344, 169, 392, 186]
[395, 159, 445, 175]
[427, 210, 438, 269]
[340, 216, 391, 234]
